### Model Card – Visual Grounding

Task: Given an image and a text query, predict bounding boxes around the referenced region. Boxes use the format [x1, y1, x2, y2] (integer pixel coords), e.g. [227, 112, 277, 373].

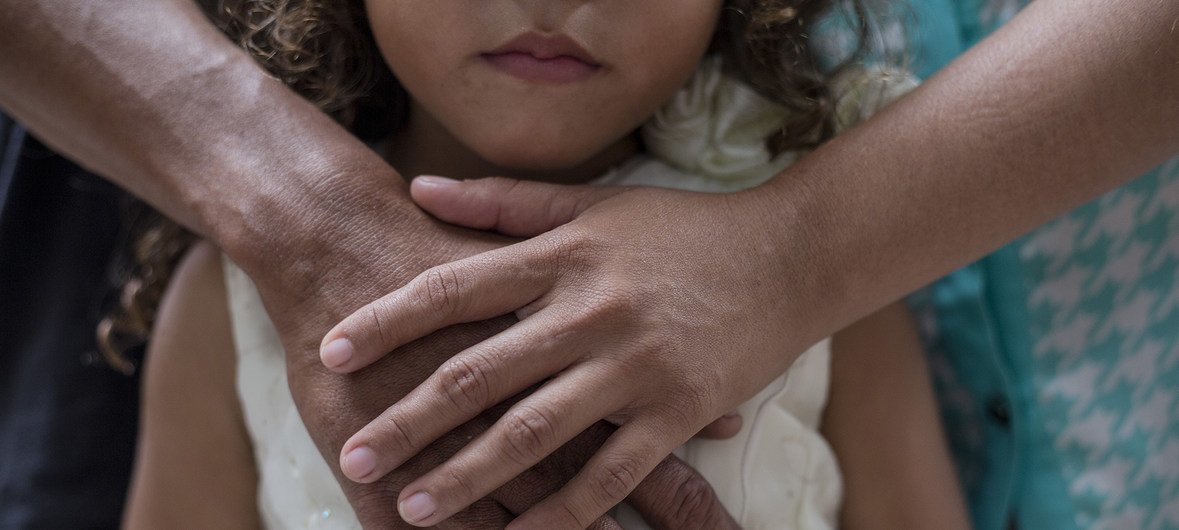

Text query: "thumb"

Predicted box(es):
[410, 175, 628, 237]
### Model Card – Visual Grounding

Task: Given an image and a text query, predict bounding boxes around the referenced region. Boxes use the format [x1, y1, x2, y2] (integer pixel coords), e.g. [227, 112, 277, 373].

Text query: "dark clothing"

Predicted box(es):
[0, 114, 140, 529]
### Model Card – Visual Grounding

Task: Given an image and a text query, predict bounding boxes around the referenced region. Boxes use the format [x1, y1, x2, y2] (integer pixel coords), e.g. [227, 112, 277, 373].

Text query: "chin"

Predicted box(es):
[448, 111, 638, 179]
[483, 148, 592, 173]
[472, 132, 604, 173]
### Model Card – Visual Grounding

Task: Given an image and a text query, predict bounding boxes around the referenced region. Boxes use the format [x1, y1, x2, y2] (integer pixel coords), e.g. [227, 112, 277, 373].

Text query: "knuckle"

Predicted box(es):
[655, 403, 695, 435]
[438, 465, 480, 501]
[653, 384, 714, 433]
[650, 359, 721, 422]
[501, 405, 558, 465]
[668, 473, 722, 528]
[543, 230, 596, 271]
[592, 455, 642, 506]
[435, 356, 493, 414]
[569, 288, 637, 331]
[366, 301, 393, 347]
[418, 266, 465, 315]
[557, 503, 592, 530]
[372, 414, 416, 454]
[594, 288, 635, 315]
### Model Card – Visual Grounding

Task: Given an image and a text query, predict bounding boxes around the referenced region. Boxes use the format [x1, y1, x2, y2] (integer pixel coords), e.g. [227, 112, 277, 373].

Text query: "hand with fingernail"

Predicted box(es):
[320, 177, 819, 529]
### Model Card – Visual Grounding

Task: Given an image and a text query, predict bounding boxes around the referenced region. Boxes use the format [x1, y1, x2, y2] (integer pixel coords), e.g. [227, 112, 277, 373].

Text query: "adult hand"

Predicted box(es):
[321, 176, 824, 527]
[1, 0, 740, 520]
[234, 170, 739, 529]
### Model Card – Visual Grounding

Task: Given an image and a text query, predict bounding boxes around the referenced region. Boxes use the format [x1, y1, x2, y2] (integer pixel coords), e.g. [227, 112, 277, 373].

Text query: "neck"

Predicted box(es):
[386, 103, 640, 184]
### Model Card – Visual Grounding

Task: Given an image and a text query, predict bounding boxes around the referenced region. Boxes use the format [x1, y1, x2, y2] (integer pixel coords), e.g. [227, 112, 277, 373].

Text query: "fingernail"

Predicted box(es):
[321, 338, 353, 368]
[341, 446, 376, 481]
[414, 175, 460, 187]
[399, 491, 437, 524]
[722, 409, 740, 419]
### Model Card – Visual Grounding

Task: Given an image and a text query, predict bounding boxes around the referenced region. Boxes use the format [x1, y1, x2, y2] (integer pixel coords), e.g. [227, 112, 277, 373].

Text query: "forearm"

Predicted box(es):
[0, 4, 737, 527]
[0, 0, 412, 258]
[768, 0, 1179, 337]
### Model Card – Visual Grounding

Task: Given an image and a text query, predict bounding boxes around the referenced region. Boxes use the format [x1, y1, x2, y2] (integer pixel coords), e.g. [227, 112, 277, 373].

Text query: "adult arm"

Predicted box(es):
[0, 2, 739, 528]
[323, 0, 1179, 524]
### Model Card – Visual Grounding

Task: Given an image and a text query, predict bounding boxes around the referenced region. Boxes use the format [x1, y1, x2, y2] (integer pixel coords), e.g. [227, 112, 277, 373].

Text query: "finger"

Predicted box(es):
[320, 247, 552, 372]
[490, 422, 614, 510]
[492, 424, 625, 529]
[411, 176, 631, 237]
[393, 367, 629, 527]
[339, 307, 592, 483]
[628, 455, 739, 530]
[693, 411, 742, 440]
[506, 419, 686, 530]
[481, 433, 631, 530]
[433, 498, 514, 530]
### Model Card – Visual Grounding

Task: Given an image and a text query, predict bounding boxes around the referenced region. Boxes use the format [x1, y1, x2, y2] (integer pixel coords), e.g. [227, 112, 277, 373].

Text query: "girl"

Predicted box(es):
[120, 0, 969, 528]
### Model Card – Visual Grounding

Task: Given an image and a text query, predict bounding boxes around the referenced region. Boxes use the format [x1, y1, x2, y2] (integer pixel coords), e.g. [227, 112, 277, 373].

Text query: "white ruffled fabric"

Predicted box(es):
[641, 55, 918, 187]
[224, 261, 360, 530]
[223, 59, 917, 530]
[640, 56, 797, 186]
[829, 66, 919, 130]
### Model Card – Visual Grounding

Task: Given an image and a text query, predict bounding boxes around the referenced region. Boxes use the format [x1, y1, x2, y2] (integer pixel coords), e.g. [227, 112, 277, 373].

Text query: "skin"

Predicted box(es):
[325, 0, 1179, 524]
[823, 305, 972, 530]
[367, 0, 720, 181]
[334, 185, 974, 528]
[1, 0, 1176, 526]
[322, 2, 733, 526]
[0, 0, 738, 528]
[124, 251, 970, 528]
[123, 244, 261, 530]
[122, 243, 745, 529]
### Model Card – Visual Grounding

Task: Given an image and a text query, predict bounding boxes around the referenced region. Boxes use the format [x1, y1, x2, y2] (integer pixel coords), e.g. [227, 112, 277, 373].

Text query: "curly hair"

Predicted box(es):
[99, 0, 880, 373]
[721, 0, 875, 151]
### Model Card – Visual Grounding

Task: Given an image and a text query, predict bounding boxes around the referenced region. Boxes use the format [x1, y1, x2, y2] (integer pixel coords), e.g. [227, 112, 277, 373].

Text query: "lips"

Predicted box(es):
[481, 32, 602, 84]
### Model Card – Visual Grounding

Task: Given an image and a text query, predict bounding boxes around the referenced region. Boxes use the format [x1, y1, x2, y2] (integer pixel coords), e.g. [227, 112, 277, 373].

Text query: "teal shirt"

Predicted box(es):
[898, 2, 1179, 529]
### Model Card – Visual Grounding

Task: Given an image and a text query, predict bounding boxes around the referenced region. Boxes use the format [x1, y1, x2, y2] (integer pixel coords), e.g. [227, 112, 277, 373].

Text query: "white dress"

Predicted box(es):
[222, 65, 917, 530]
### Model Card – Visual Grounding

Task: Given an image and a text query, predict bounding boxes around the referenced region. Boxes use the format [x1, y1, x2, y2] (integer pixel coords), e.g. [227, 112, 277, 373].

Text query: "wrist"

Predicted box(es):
[215, 154, 419, 286]
[158, 65, 425, 280]
[124, 52, 423, 263]
[740, 164, 855, 350]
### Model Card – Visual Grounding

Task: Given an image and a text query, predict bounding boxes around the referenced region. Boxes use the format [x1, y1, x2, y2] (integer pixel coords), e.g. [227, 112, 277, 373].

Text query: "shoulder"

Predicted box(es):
[166, 241, 227, 314]
[125, 240, 259, 529]
[143, 239, 236, 415]
[145, 240, 235, 398]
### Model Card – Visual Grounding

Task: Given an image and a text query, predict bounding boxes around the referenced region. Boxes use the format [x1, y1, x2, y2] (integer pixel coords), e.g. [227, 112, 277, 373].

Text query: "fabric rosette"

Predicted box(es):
[642, 56, 918, 186]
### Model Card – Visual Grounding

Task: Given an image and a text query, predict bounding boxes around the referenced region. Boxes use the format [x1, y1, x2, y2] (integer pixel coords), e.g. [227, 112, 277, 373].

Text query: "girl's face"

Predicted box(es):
[365, 0, 722, 174]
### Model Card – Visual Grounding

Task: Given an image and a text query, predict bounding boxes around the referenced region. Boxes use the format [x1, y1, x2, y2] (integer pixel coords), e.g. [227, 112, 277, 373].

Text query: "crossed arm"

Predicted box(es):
[321, 0, 1179, 523]
[0, 1, 739, 527]
[124, 245, 969, 529]
[2, 0, 1176, 527]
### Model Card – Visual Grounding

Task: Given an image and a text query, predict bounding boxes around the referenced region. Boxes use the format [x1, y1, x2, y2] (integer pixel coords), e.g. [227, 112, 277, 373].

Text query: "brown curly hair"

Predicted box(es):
[99, 0, 881, 373]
